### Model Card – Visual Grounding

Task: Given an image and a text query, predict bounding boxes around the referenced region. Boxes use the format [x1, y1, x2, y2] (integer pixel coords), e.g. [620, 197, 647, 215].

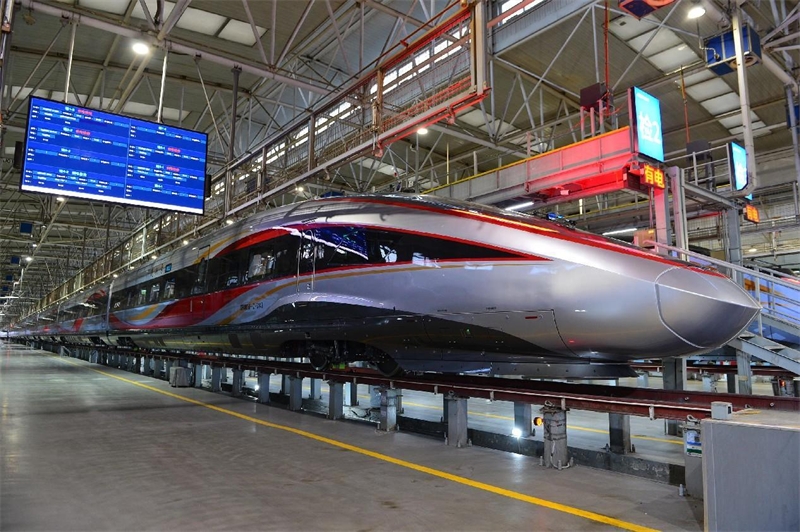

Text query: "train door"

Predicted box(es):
[297, 229, 317, 293]
[191, 245, 210, 320]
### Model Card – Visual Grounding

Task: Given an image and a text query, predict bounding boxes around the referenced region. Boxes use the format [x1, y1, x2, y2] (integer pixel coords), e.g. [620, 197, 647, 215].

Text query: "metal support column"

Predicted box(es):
[379, 387, 397, 431]
[153, 358, 164, 379]
[211, 366, 222, 392]
[231, 368, 244, 397]
[308, 378, 321, 400]
[724, 207, 744, 272]
[732, 6, 758, 193]
[663, 357, 686, 436]
[327, 381, 344, 420]
[345, 381, 358, 406]
[735, 349, 753, 395]
[513, 402, 532, 437]
[542, 406, 570, 469]
[193, 363, 205, 387]
[257, 372, 271, 404]
[288, 376, 303, 411]
[609, 413, 632, 454]
[445, 394, 469, 447]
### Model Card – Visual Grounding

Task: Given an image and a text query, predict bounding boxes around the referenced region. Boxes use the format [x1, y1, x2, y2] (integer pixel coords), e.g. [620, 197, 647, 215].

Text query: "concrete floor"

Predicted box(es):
[1, 343, 705, 531]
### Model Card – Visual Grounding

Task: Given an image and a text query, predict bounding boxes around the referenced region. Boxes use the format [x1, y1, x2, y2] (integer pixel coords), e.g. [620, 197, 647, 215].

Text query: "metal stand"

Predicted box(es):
[379, 388, 398, 431]
[257, 373, 271, 404]
[445, 394, 468, 447]
[542, 406, 570, 469]
[327, 382, 344, 420]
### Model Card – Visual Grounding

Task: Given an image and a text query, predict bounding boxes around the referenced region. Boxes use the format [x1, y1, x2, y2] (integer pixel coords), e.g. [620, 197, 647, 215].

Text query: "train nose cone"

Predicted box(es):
[656, 267, 760, 348]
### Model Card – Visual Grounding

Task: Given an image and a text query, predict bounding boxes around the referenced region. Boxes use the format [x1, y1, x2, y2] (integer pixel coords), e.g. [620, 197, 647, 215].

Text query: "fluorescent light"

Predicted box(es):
[748, 247, 758, 253]
[225, 219, 234, 225]
[132, 42, 150, 55]
[687, 5, 706, 19]
[505, 201, 534, 211]
[417, 127, 429, 135]
[24, 256, 33, 262]
[56, 196, 65, 202]
[602, 228, 638, 236]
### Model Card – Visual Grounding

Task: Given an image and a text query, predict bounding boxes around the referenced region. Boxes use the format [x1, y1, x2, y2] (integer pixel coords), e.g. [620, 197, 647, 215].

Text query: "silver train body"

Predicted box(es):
[10, 195, 760, 377]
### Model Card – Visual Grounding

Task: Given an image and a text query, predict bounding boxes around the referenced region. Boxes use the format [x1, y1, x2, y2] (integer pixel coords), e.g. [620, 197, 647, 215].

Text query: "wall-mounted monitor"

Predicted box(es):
[21, 97, 208, 215]
[628, 86, 664, 163]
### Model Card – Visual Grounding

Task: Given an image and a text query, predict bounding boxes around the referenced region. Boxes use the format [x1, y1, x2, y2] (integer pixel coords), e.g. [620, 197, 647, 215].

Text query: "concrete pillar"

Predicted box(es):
[232, 368, 244, 397]
[211, 367, 222, 392]
[165, 360, 173, 381]
[736, 349, 753, 395]
[345, 381, 359, 406]
[793, 377, 800, 398]
[193, 364, 205, 388]
[663, 357, 686, 436]
[257, 372, 271, 404]
[220, 367, 228, 383]
[441, 393, 449, 423]
[327, 381, 344, 420]
[395, 388, 403, 414]
[153, 358, 164, 379]
[542, 406, 569, 469]
[288, 376, 303, 411]
[369, 386, 382, 409]
[726, 372, 737, 394]
[513, 402, 532, 437]
[142, 356, 152, 377]
[281, 375, 290, 395]
[308, 378, 321, 400]
[379, 387, 398, 431]
[445, 395, 469, 447]
[702, 373, 717, 392]
[609, 413, 632, 454]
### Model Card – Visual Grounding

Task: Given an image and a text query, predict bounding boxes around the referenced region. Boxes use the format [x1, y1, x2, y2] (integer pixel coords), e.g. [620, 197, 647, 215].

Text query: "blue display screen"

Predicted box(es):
[21, 97, 207, 215]
[632, 87, 664, 163]
[730, 141, 748, 194]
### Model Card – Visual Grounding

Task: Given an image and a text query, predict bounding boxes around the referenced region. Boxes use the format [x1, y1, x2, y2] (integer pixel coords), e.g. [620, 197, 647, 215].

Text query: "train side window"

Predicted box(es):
[149, 282, 160, 302]
[163, 279, 175, 300]
[315, 227, 370, 270]
[137, 287, 147, 306]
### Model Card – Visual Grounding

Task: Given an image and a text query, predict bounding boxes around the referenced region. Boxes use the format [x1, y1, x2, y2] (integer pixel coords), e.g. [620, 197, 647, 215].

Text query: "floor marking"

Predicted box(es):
[50, 355, 658, 532]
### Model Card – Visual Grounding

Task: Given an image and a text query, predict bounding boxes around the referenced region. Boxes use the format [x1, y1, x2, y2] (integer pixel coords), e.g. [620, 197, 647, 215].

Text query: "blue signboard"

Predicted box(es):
[729, 141, 748, 191]
[21, 97, 208, 215]
[631, 87, 664, 163]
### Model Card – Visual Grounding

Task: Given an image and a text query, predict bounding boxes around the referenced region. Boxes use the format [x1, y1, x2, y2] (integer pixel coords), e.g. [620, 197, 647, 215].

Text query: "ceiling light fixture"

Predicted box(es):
[417, 127, 429, 135]
[748, 247, 758, 253]
[24, 256, 32, 262]
[56, 196, 65, 202]
[687, 0, 706, 19]
[132, 42, 150, 55]
[505, 201, 534, 211]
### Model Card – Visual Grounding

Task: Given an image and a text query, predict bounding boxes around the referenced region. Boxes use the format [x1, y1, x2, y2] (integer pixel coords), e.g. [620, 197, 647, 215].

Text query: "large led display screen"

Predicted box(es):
[21, 97, 207, 215]
[630, 86, 664, 163]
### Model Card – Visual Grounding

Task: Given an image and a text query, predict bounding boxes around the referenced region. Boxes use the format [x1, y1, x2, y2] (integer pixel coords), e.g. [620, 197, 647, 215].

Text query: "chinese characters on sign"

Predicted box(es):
[631, 87, 664, 163]
[744, 204, 760, 223]
[642, 164, 665, 189]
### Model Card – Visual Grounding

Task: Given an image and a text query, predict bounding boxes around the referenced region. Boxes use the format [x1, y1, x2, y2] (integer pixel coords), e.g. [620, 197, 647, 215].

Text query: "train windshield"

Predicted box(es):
[381, 194, 703, 269]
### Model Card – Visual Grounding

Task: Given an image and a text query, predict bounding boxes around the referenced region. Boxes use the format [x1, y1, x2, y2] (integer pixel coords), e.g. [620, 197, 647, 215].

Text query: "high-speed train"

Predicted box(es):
[9, 194, 760, 377]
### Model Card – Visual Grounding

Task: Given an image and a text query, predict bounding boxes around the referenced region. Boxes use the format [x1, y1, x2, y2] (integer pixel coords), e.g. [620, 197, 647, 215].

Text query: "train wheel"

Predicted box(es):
[374, 355, 403, 377]
[308, 352, 329, 371]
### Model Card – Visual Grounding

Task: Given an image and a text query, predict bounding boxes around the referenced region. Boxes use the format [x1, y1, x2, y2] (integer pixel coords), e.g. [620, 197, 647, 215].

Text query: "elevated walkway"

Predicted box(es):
[647, 243, 800, 376]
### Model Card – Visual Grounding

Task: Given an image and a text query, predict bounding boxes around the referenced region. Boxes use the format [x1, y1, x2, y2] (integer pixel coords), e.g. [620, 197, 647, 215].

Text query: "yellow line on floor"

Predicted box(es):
[52, 355, 657, 532]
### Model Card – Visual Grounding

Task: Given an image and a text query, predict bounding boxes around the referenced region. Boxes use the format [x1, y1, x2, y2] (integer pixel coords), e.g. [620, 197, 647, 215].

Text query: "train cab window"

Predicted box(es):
[137, 288, 147, 306]
[315, 228, 370, 269]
